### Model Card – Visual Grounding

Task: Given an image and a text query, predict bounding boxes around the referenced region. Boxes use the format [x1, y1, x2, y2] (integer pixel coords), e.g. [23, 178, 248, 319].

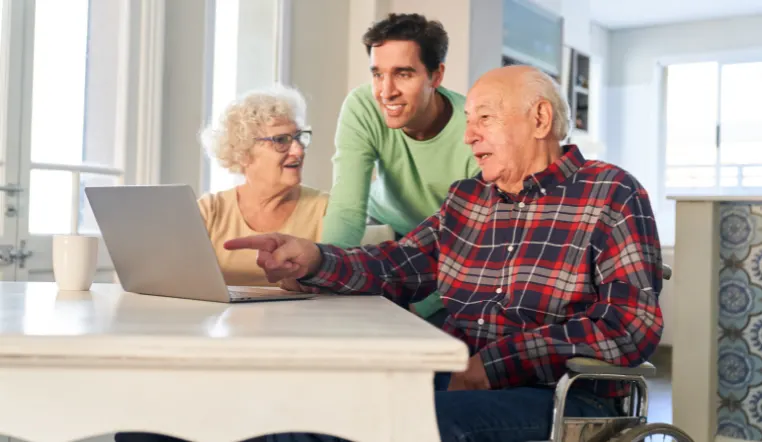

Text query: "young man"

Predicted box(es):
[321, 13, 480, 322]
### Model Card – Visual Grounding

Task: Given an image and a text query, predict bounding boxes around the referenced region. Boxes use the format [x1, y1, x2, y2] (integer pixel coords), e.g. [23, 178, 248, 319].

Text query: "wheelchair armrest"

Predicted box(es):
[663, 264, 672, 280]
[566, 357, 656, 377]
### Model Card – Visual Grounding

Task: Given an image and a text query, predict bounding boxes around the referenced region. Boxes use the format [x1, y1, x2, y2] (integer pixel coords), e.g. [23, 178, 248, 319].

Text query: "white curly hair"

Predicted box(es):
[200, 83, 308, 174]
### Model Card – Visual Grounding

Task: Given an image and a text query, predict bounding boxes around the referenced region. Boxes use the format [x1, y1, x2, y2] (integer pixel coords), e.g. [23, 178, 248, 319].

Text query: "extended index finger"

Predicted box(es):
[224, 235, 278, 252]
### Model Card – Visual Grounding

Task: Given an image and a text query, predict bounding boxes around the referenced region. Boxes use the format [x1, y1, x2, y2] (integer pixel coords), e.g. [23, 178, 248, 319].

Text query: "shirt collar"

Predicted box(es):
[523, 144, 586, 194]
[476, 144, 587, 201]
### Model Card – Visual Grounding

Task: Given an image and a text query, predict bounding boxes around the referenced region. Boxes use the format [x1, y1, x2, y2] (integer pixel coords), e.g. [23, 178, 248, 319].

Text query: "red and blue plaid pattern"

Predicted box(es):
[305, 145, 663, 397]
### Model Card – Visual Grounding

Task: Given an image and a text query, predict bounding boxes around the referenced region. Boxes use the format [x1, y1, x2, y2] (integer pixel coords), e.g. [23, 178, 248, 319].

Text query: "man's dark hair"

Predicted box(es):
[362, 13, 448, 74]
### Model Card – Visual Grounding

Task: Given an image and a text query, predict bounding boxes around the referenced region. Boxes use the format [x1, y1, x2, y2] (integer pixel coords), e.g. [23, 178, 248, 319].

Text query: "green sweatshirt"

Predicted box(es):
[321, 84, 480, 318]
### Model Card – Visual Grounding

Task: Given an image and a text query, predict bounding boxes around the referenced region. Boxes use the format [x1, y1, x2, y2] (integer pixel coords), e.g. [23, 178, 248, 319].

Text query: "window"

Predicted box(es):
[0, 0, 157, 282]
[21, 0, 127, 236]
[204, 0, 285, 194]
[664, 61, 762, 193]
[657, 59, 762, 246]
[207, 0, 242, 194]
[27, 0, 97, 235]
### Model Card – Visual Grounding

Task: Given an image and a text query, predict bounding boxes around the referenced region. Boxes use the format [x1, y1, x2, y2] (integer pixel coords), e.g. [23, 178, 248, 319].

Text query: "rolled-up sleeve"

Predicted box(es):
[301, 208, 445, 308]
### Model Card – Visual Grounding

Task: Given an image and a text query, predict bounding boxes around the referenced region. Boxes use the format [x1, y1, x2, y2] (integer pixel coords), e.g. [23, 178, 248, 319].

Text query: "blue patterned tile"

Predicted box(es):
[719, 268, 762, 331]
[748, 388, 762, 425]
[718, 204, 762, 438]
[718, 338, 762, 401]
[751, 248, 762, 283]
[747, 317, 762, 354]
[720, 204, 762, 261]
[718, 407, 762, 440]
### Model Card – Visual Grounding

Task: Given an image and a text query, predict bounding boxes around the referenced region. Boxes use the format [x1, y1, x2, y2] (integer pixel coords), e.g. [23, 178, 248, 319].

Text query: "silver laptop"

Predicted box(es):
[84, 184, 317, 303]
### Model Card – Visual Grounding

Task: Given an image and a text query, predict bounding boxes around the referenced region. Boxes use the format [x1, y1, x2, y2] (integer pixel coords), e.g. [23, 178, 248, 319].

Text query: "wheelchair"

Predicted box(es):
[540, 264, 694, 442]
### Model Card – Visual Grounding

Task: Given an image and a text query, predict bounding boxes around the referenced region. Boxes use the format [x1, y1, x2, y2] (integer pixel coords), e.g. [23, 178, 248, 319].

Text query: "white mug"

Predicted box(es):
[52, 235, 98, 291]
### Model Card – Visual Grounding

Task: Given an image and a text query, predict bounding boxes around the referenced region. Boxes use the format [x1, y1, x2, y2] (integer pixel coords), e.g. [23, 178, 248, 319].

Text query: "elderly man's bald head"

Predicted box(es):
[463, 65, 571, 192]
[471, 66, 570, 141]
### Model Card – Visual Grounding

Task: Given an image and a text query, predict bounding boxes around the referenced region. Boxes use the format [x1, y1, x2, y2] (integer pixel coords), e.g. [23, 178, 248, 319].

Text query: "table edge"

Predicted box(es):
[0, 335, 469, 371]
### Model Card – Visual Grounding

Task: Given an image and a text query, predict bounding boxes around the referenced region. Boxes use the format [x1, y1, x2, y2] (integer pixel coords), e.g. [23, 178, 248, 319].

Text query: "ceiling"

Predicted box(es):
[589, 0, 762, 29]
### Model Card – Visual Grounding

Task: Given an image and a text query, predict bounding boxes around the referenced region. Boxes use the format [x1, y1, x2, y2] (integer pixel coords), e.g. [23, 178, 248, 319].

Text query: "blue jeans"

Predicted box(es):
[116, 374, 618, 442]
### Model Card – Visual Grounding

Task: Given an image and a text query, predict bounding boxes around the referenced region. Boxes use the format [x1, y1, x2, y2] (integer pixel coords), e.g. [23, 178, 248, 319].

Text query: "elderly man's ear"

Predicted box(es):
[532, 100, 554, 139]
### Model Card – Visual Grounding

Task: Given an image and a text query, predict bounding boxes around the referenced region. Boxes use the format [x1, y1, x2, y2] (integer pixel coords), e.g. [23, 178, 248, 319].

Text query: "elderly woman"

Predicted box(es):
[197, 84, 328, 287]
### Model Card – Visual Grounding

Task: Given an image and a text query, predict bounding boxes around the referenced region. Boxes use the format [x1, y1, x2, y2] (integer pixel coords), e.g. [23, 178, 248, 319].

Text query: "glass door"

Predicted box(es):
[0, 0, 138, 282]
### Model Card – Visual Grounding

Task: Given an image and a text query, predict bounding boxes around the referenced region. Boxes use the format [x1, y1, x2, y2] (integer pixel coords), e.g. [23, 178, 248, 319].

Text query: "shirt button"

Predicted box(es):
[496, 287, 502, 293]
[518, 202, 526, 208]
[507, 245, 515, 252]
[477, 318, 485, 326]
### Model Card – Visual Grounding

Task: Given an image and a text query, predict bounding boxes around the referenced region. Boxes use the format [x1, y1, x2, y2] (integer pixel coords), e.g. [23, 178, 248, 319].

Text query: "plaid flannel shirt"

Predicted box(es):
[304, 145, 663, 397]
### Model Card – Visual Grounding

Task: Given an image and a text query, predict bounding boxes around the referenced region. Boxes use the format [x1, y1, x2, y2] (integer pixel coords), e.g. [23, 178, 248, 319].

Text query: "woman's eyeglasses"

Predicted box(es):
[255, 130, 312, 153]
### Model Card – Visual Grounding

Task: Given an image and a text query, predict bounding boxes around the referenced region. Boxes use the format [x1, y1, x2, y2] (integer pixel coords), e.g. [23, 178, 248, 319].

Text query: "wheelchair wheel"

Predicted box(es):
[615, 423, 694, 442]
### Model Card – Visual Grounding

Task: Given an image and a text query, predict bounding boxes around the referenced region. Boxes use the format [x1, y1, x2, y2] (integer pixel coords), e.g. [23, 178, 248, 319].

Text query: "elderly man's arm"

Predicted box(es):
[301, 210, 443, 308]
[479, 186, 664, 389]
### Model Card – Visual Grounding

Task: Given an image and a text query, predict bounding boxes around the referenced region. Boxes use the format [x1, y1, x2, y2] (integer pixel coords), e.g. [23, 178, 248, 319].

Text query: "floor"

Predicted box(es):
[646, 346, 673, 425]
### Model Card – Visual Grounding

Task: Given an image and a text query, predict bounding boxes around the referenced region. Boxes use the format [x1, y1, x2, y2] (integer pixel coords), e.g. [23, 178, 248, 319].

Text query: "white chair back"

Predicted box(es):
[361, 225, 395, 245]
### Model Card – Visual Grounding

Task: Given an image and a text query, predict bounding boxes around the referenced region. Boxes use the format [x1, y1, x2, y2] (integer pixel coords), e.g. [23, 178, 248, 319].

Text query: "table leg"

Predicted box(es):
[672, 201, 719, 442]
[389, 372, 441, 442]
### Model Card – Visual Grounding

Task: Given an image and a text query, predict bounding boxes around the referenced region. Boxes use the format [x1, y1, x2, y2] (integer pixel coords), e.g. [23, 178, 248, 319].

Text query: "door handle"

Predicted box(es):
[0, 245, 14, 266]
[0, 184, 22, 194]
[0, 241, 32, 268]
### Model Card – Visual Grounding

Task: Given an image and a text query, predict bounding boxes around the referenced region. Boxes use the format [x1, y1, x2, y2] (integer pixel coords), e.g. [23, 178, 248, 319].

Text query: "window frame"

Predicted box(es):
[655, 49, 762, 246]
[661, 57, 762, 195]
[659, 49, 762, 196]
[200, 0, 292, 194]
[0, 0, 165, 280]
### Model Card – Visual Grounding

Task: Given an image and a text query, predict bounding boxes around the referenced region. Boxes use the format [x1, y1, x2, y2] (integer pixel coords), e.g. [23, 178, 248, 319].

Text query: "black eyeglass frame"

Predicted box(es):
[254, 129, 312, 153]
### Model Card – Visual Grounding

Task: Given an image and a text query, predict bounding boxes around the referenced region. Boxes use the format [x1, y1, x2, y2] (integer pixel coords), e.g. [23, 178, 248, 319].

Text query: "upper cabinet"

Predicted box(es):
[564, 47, 591, 133]
[501, 0, 564, 81]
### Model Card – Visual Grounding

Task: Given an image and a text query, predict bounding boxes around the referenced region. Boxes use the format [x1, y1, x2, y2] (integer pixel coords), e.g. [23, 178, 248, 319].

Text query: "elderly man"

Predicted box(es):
[226, 65, 664, 442]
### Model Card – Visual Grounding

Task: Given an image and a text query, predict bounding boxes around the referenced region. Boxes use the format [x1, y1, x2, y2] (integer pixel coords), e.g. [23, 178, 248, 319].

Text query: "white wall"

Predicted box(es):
[468, 0, 503, 91]
[159, 0, 209, 195]
[606, 14, 762, 245]
[560, 0, 591, 52]
[588, 23, 609, 151]
[346, 0, 389, 92]
[288, 0, 350, 192]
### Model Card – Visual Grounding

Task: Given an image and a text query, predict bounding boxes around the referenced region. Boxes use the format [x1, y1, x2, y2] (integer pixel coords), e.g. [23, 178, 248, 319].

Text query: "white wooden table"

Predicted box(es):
[0, 282, 468, 442]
